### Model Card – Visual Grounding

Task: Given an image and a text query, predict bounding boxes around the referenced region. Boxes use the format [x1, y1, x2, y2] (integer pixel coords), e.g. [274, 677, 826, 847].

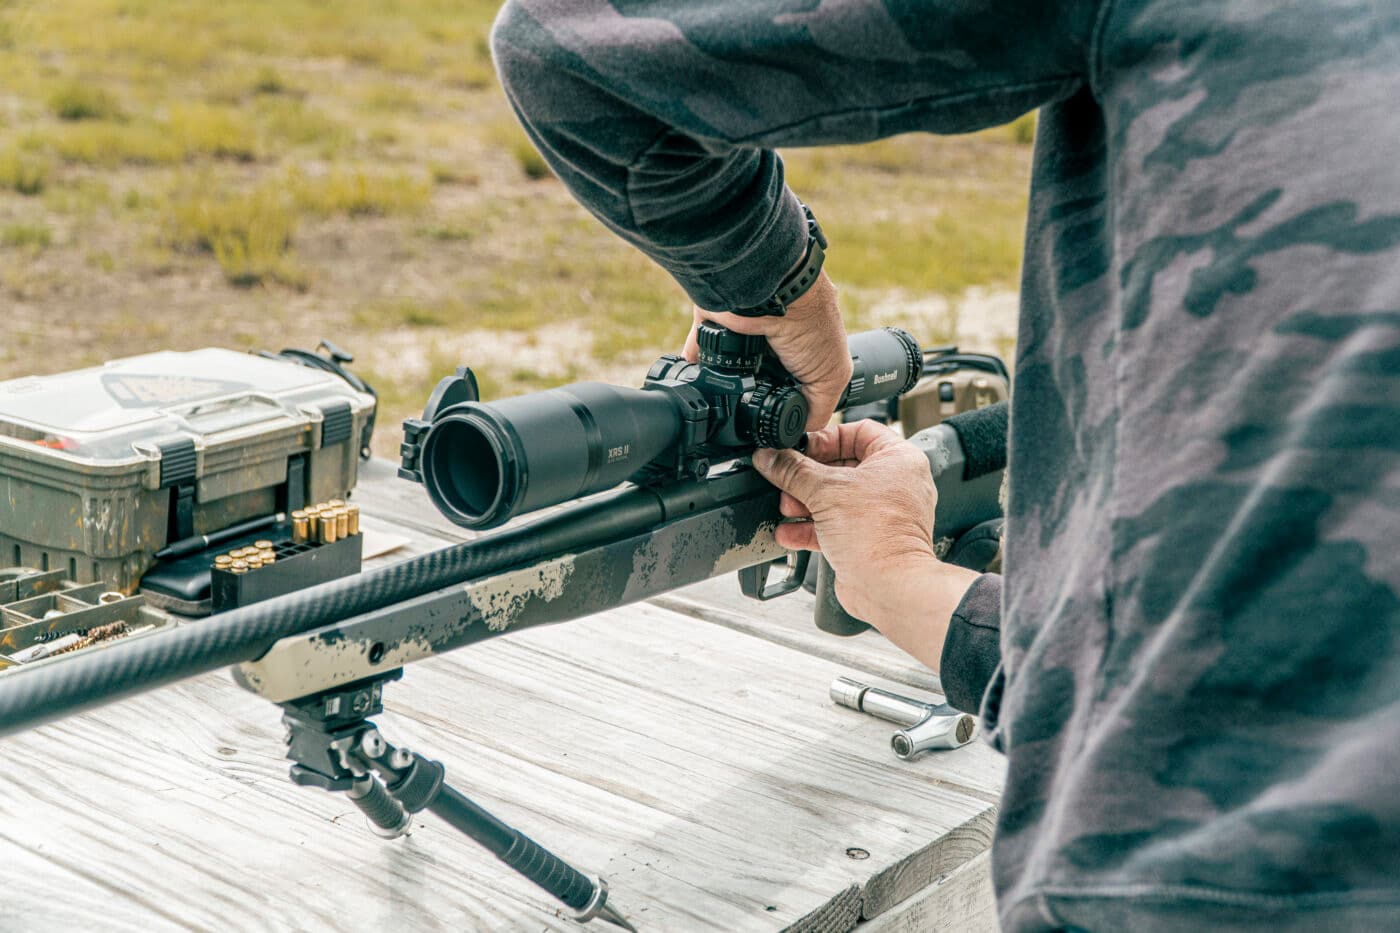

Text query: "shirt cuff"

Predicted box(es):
[939, 573, 1003, 714]
[665, 184, 809, 312]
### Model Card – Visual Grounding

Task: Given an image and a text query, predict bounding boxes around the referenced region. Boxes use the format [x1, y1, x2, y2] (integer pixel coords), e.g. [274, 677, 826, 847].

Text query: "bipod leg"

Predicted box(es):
[353, 727, 637, 932]
[278, 672, 637, 931]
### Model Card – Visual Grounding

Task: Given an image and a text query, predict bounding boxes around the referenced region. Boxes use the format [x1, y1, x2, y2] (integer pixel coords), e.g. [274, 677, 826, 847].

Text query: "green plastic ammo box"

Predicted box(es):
[0, 349, 376, 591]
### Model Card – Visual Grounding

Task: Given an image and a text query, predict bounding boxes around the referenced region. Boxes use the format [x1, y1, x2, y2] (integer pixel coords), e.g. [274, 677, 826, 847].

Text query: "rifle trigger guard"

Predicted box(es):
[739, 551, 810, 601]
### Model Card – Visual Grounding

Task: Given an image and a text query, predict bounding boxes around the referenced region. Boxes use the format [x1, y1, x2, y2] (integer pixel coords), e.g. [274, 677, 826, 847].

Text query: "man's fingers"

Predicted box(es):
[802, 423, 844, 464]
[751, 447, 830, 504]
[779, 491, 811, 519]
[775, 520, 819, 552]
[682, 308, 704, 363]
[799, 382, 842, 432]
[693, 308, 770, 336]
[804, 418, 904, 465]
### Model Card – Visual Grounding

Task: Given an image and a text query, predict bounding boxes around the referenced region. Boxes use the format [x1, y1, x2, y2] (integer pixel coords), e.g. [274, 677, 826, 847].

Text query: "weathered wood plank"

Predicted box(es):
[860, 808, 997, 918]
[0, 601, 1001, 932]
[358, 509, 458, 563]
[488, 601, 1005, 804]
[0, 682, 572, 933]
[386, 606, 1002, 929]
[789, 884, 863, 933]
[652, 582, 942, 696]
[857, 851, 998, 933]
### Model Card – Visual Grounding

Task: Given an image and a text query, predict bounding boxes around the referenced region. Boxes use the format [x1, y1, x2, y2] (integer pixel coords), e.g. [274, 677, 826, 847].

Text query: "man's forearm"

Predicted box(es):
[490, 0, 1095, 309]
[845, 559, 1001, 714]
[491, 0, 808, 310]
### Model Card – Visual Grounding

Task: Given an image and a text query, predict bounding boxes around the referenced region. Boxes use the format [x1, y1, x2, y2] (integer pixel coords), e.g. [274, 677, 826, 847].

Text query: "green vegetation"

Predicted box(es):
[513, 141, 550, 180]
[252, 66, 291, 96]
[418, 219, 475, 241]
[168, 104, 260, 162]
[165, 188, 302, 288]
[1, 222, 53, 250]
[285, 167, 431, 217]
[1010, 112, 1038, 145]
[0, 0, 1031, 456]
[37, 121, 185, 166]
[0, 149, 46, 195]
[48, 82, 122, 121]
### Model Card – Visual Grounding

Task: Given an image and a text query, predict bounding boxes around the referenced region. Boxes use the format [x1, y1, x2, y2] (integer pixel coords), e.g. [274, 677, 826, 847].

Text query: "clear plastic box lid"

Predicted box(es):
[0, 349, 371, 463]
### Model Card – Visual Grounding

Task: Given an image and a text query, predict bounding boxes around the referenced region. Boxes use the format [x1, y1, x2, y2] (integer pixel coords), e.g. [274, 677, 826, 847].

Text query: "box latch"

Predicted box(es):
[319, 401, 353, 449]
[158, 437, 199, 544]
[281, 453, 307, 513]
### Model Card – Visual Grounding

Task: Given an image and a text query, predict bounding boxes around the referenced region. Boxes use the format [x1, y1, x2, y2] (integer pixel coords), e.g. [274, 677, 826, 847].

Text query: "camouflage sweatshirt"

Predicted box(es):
[491, 2, 1400, 929]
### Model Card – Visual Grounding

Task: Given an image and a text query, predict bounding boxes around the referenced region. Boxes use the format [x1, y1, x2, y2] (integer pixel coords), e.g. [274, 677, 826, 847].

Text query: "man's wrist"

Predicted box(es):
[727, 203, 826, 318]
[695, 268, 838, 336]
[857, 554, 981, 669]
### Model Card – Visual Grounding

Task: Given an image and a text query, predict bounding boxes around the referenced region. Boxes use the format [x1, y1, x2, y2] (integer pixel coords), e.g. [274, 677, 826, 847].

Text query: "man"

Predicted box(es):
[490, 2, 1400, 929]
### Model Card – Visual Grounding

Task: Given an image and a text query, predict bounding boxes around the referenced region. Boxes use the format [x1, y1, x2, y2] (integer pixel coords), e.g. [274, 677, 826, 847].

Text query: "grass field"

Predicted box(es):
[0, 0, 1032, 457]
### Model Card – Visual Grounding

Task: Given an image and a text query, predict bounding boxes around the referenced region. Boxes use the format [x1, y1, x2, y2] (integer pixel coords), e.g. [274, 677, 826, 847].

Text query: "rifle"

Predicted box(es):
[0, 324, 1007, 930]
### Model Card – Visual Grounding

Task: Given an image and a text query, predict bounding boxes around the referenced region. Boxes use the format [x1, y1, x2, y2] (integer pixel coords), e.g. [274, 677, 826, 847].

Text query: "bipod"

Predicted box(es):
[280, 671, 637, 931]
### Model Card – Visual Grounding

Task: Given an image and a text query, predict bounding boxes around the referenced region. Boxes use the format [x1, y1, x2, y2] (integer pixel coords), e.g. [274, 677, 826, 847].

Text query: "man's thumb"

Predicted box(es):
[752, 448, 827, 503]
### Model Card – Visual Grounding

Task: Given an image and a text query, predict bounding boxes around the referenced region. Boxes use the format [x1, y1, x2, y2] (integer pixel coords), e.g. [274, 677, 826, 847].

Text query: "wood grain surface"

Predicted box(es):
[858, 853, 998, 933]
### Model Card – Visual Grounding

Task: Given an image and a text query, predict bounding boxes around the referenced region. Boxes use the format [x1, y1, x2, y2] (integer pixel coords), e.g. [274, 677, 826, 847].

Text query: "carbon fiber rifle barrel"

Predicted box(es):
[0, 469, 768, 737]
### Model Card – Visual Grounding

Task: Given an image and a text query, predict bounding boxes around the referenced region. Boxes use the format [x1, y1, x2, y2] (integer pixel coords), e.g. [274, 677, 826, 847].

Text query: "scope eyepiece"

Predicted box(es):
[841, 326, 922, 409]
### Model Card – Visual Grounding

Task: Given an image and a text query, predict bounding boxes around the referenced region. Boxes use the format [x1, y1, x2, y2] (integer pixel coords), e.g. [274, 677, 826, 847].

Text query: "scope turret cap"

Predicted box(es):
[697, 323, 767, 372]
[749, 383, 809, 449]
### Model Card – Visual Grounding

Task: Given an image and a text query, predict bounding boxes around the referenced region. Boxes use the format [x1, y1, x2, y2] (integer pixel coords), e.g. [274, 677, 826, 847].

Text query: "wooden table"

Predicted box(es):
[0, 460, 1004, 932]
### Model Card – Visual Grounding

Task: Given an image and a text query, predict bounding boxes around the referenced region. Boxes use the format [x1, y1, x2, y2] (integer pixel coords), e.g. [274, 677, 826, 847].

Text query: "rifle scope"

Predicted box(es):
[402, 325, 921, 530]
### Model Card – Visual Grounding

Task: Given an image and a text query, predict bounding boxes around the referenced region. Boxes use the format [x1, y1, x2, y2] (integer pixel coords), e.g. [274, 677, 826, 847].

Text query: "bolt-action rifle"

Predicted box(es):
[0, 324, 1007, 931]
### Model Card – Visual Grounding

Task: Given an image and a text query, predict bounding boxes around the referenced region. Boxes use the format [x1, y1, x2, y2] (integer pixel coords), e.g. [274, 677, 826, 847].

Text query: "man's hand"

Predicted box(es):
[751, 420, 979, 670]
[683, 270, 851, 431]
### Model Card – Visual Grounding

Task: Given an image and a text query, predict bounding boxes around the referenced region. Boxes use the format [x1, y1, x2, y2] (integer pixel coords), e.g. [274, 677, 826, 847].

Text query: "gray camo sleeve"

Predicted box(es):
[940, 573, 1002, 714]
[490, 0, 1099, 309]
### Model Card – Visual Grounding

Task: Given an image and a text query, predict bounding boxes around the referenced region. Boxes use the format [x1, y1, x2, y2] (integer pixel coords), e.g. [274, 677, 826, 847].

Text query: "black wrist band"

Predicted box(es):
[728, 204, 827, 318]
